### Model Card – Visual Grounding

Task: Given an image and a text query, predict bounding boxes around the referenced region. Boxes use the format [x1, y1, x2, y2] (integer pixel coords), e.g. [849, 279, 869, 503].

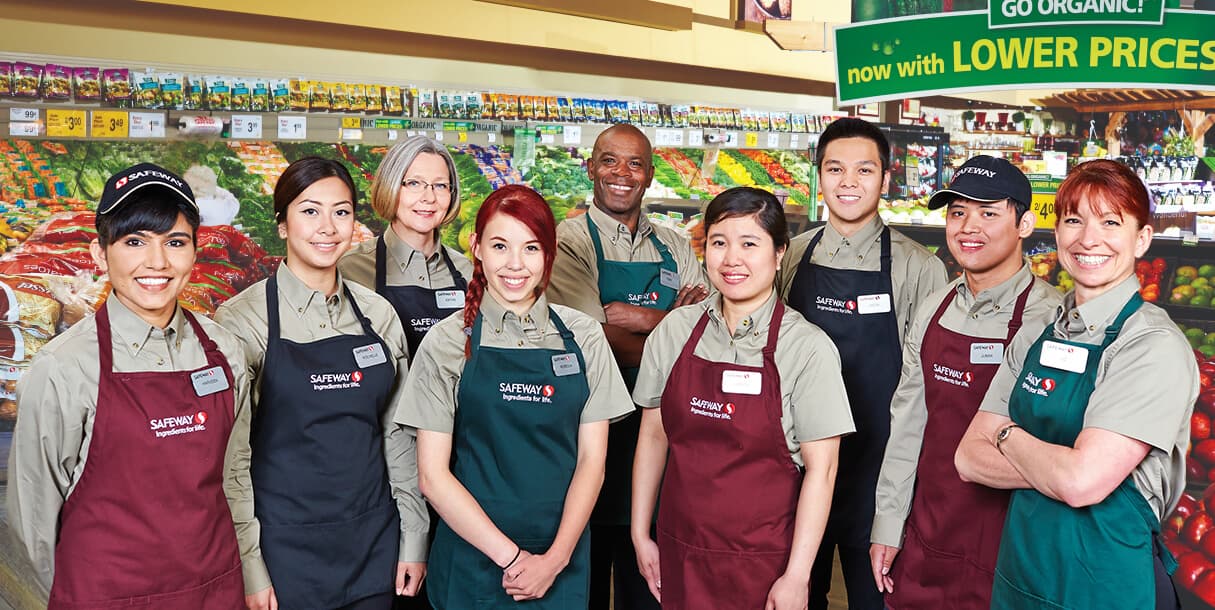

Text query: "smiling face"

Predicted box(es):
[472, 213, 547, 316]
[279, 176, 355, 292]
[90, 212, 196, 328]
[818, 136, 890, 236]
[945, 199, 1034, 292]
[392, 152, 453, 245]
[705, 213, 785, 313]
[587, 126, 654, 228]
[1055, 195, 1152, 304]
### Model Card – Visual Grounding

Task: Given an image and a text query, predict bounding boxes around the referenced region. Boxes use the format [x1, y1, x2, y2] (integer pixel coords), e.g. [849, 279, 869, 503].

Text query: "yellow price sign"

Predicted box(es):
[341, 117, 362, 129]
[457, 131, 468, 143]
[47, 109, 87, 137]
[91, 111, 129, 138]
[744, 132, 758, 147]
[1030, 192, 1056, 229]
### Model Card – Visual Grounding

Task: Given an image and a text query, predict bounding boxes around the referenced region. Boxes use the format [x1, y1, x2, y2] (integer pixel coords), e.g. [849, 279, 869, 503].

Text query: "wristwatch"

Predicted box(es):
[996, 423, 1021, 454]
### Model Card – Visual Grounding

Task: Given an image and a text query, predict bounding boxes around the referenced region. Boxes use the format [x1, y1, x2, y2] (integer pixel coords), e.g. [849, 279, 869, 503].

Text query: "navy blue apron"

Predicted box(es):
[375, 235, 468, 358]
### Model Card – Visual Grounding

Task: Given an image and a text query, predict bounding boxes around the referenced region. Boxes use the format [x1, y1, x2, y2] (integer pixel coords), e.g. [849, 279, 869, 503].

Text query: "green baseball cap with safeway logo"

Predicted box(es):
[98, 163, 197, 215]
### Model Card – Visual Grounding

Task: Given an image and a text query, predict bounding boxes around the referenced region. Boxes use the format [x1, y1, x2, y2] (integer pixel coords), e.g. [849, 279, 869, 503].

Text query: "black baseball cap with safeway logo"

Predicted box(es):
[97, 163, 198, 215]
[927, 155, 1032, 210]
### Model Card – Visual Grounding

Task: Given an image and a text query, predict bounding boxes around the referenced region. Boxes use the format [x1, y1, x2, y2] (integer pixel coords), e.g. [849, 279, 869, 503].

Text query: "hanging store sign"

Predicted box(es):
[989, 0, 1165, 28]
[833, 9, 1215, 105]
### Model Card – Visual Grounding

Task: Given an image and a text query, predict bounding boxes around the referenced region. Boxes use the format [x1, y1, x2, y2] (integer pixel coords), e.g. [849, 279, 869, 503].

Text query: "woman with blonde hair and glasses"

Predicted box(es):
[342, 135, 472, 358]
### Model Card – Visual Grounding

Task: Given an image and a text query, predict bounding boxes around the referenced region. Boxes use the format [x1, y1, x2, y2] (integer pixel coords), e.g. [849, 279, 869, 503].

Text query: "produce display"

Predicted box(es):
[1174, 264, 1215, 309]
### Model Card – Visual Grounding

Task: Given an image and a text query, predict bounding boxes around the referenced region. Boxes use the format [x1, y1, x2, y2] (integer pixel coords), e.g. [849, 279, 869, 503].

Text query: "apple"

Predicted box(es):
[1190, 460, 1208, 484]
[1194, 569, 1215, 604]
[1196, 412, 1213, 442]
[1177, 551, 1212, 589]
[1177, 494, 1202, 520]
[1195, 439, 1215, 466]
[1167, 514, 1187, 536]
[1184, 513, 1215, 546]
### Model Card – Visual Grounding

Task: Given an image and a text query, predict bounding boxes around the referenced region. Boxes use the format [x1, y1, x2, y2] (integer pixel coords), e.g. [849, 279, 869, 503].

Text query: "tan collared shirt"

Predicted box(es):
[548, 204, 706, 323]
[6, 297, 254, 590]
[871, 263, 1062, 547]
[396, 292, 634, 432]
[777, 216, 948, 344]
[980, 275, 1197, 520]
[632, 290, 855, 467]
[339, 228, 473, 291]
[214, 264, 426, 594]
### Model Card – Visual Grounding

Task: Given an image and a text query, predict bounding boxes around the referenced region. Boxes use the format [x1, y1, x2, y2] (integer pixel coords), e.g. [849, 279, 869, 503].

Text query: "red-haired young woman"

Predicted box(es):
[396, 185, 633, 609]
[957, 159, 1195, 609]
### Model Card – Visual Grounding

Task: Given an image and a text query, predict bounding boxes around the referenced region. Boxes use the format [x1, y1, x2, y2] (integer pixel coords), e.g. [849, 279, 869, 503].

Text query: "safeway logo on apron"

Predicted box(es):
[499, 382, 556, 404]
[149, 411, 209, 438]
[931, 363, 974, 388]
[310, 370, 364, 391]
[627, 291, 661, 307]
[815, 295, 856, 314]
[1020, 372, 1057, 396]
[689, 396, 734, 420]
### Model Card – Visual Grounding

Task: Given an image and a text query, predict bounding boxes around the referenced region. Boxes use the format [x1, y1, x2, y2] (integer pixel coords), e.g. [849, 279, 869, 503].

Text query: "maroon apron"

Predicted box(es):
[886, 284, 1031, 610]
[657, 301, 802, 610]
[49, 303, 244, 610]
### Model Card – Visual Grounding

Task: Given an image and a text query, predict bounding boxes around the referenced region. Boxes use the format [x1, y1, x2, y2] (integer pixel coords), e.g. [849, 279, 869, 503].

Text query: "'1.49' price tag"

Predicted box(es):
[91, 110, 129, 138]
[277, 116, 306, 140]
[129, 112, 166, 138]
[231, 115, 263, 139]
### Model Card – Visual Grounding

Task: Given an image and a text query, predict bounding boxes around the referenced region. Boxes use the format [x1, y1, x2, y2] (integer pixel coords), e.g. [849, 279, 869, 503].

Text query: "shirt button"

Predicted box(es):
[132, 343, 139, 348]
[1088, 325, 1095, 331]
[298, 307, 304, 313]
[858, 255, 864, 261]
[517, 340, 524, 347]
[320, 323, 327, 328]
[494, 328, 501, 334]
[156, 358, 164, 366]
[1071, 311, 1079, 319]
[742, 319, 750, 326]
[994, 305, 1001, 311]
[972, 313, 979, 319]
[418, 275, 425, 281]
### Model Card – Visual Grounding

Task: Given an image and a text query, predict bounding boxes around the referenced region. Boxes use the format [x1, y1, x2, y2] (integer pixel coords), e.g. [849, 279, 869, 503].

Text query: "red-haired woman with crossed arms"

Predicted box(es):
[395, 184, 632, 609]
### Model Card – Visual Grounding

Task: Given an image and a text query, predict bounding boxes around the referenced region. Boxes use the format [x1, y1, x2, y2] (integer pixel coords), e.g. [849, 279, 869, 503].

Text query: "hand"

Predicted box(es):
[765, 571, 809, 610]
[501, 549, 568, 601]
[245, 586, 278, 610]
[672, 284, 709, 309]
[603, 302, 663, 334]
[633, 535, 662, 603]
[396, 561, 427, 596]
[869, 543, 899, 593]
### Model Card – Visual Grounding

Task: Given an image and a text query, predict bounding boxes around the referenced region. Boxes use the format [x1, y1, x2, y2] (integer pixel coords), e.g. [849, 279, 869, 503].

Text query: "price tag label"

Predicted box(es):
[387, 130, 398, 141]
[790, 134, 800, 149]
[540, 133, 555, 144]
[688, 129, 704, 146]
[8, 122, 40, 137]
[745, 132, 758, 147]
[767, 132, 781, 147]
[9, 108, 39, 122]
[434, 131, 444, 141]
[91, 110, 129, 138]
[231, 115, 263, 139]
[129, 112, 166, 138]
[488, 132, 497, 143]
[341, 128, 363, 140]
[725, 132, 739, 147]
[341, 117, 361, 129]
[47, 109, 86, 137]
[562, 125, 582, 145]
[277, 116, 307, 140]
[457, 131, 468, 143]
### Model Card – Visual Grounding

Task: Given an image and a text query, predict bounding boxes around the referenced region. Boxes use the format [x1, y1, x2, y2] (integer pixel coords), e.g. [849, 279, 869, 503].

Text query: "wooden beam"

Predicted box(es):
[1105, 111, 1125, 157]
[763, 19, 834, 51]
[473, 0, 692, 30]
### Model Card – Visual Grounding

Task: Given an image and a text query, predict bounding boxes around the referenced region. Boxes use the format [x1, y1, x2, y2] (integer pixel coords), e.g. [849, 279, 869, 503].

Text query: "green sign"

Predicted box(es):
[373, 118, 410, 129]
[834, 9, 1215, 105]
[442, 121, 474, 131]
[536, 124, 564, 134]
[989, 0, 1164, 28]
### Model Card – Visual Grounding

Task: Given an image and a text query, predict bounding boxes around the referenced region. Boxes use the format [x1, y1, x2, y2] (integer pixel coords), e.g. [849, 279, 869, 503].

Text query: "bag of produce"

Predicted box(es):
[135, 72, 161, 109]
[250, 78, 269, 112]
[13, 62, 43, 99]
[271, 79, 290, 112]
[0, 62, 12, 97]
[384, 85, 403, 115]
[184, 74, 204, 110]
[40, 64, 72, 100]
[231, 77, 251, 111]
[205, 75, 232, 110]
[102, 68, 131, 106]
[159, 73, 184, 110]
[0, 274, 62, 336]
[289, 79, 310, 111]
[364, 84, 382, 114]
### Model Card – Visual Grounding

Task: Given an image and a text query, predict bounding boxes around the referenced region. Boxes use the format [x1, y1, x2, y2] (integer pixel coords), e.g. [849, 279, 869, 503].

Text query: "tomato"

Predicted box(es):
[1154, 257, 1168, 274]
[1195, 569, 1215, 603]
[1189, 459, 1208, 484]
[1178, 551, 1213, 589]
[1196, 413, 1213, 441]
[1202, 528, 1215, 560]
[1185, 513, 1215, 546]
[1141, 285, 1159, 303]
[1196, 439, 1215, 466]
[1136, 260, 1152, 275]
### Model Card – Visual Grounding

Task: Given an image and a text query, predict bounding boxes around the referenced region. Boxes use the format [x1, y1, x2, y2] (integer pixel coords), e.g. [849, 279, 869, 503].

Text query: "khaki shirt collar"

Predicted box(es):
[589, 202, 652, 245]
[276, 263, 344, 318]
[480, 291, 550, 335]
[1056, 274, 1141, 339]
[822, 214, 885, 251]
[384, 226, 442, 270]
[704, 288, 779, 340]
[107, 294, 186, 356]
[956, 260, 1035, 317]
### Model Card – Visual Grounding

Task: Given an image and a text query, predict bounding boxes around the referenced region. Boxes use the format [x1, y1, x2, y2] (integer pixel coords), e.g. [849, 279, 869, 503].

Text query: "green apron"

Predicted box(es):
[585, 213, 679, 525]
[426, 308, 592, 609]
[994, 293, 1175, 609]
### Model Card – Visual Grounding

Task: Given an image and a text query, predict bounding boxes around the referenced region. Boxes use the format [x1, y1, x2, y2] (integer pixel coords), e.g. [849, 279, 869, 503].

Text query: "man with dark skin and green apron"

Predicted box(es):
[956, 159, 1196, 610]
[548, 124, 707, 610]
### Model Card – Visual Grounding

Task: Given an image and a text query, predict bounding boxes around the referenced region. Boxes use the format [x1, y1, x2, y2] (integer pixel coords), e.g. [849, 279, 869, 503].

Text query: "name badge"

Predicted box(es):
[721, 370, 762, 395]
[552, 353, 581, 377]
[436, 290, 465, 309]
[970, 342, 1004, 364]
[1039, 340, 1087, 373]
[191, 366, 230, 397]
[857, 293, 892, 315]
[353, 343, 388, 368]
[659, 268, 680, 290]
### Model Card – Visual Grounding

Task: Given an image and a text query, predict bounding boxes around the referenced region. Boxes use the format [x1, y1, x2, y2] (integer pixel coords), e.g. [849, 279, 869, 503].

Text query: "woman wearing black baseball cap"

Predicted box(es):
[7, 162, 253, 609]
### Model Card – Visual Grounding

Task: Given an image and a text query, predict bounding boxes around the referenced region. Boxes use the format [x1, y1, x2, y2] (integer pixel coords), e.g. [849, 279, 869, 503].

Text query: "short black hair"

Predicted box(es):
[815, 117, 891, 174]
[274, 157, 358, 223]
[95, 188, 200, 248]
[704, 186, 789, 250]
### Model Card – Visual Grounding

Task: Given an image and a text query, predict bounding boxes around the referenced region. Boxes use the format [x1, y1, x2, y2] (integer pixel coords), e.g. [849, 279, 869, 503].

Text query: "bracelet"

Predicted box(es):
[996, 423, 1022, 455]
[502, 547, 522, 571]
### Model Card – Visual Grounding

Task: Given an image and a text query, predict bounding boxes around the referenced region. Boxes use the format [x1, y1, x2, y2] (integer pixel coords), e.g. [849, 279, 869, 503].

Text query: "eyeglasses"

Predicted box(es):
[402, 178, 453, 196]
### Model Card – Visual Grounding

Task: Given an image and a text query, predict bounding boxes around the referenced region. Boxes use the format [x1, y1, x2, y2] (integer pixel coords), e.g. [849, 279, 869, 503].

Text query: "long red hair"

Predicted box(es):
[463, 184, 557, 358]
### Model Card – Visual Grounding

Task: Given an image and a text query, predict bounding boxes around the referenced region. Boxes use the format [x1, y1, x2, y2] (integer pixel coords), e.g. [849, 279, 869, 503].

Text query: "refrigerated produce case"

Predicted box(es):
[879, 124, 948, 201]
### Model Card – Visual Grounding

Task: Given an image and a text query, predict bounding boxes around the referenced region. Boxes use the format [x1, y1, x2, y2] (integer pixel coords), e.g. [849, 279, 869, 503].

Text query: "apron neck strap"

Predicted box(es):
[585, 212, 609, 262]
[438, 244, 469, 290]
[878, 225, 892, 274]
[96, 300, 115, 373]
[763, 299, 785, 357]
[1005, 281, 1034, 342]
[1101, 292, 1144, 349]
[374, 234, 388, 291]
[181, 308, 218, 354]
[267, 274, 374, 339]
[468, 306, 581, 359]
